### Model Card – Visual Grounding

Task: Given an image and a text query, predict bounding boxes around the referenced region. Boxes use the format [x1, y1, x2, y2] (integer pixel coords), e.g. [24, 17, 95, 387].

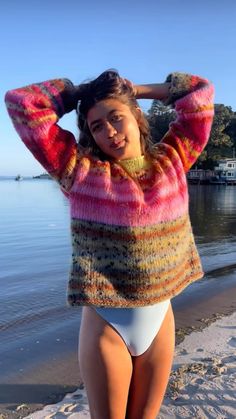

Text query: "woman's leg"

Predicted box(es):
[79, 307, 133, 419]
[125, 303, 175, 419]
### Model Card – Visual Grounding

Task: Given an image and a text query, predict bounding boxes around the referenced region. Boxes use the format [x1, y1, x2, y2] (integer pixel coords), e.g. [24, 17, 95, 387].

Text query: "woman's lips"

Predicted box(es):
[110, 139, 126, 149]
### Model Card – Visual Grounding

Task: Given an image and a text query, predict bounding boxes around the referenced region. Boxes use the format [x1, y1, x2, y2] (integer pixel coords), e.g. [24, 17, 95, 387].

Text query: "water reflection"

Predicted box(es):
[189, 185, 236, 242]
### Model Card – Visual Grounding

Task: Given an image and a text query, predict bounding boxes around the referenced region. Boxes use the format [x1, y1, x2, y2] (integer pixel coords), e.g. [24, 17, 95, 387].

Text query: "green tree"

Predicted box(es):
[147, 101, 236, 169]
[206, 104, 234, 160]
[225, 113, 236, 155]
[147, 100, 175, 142]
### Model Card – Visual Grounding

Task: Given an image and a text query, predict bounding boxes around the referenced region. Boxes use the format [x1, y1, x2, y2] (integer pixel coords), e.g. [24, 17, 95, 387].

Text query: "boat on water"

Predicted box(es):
[15, 175, 23, 181]
[33, 173, 51, 179]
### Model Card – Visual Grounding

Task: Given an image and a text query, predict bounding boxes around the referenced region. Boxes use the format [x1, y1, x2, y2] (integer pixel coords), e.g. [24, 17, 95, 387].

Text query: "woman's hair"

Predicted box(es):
[76, 70, 157, 160]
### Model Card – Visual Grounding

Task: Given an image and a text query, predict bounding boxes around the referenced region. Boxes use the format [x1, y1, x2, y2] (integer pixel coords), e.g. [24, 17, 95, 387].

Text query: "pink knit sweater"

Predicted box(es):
[5, 73, 214, 307]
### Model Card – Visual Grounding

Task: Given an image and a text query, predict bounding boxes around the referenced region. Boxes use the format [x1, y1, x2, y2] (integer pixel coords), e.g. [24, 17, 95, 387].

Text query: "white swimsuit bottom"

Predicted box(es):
[94, 299, 170, 357]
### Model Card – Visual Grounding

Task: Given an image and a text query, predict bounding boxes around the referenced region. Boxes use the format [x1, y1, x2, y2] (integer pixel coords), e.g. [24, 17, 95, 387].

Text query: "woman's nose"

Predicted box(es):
[105, 121, 117, 137]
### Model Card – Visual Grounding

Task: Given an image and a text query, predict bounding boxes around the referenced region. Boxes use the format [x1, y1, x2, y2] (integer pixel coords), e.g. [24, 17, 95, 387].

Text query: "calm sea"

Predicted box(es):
[0, 179, 236, 380]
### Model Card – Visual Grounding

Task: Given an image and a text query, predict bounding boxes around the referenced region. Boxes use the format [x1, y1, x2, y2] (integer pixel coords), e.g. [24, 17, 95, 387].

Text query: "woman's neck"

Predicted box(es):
[117, 155, 151, 174]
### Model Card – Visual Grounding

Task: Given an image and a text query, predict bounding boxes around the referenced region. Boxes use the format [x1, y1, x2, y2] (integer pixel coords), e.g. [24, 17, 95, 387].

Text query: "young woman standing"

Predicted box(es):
[5, 70, 214, 418]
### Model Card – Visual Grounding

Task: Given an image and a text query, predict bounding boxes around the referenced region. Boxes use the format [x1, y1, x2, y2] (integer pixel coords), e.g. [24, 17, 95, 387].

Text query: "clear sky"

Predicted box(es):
[1, 0, 236, 176]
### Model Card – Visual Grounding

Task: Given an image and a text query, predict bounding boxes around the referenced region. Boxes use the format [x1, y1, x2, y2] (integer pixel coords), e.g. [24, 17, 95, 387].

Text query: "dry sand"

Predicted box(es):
[21, 311, 236, 419]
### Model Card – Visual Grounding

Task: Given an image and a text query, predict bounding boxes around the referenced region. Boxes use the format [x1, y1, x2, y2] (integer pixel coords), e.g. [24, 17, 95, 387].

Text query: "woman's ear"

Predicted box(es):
[135, 107, 144, 127]
[135, 106, 142, 120]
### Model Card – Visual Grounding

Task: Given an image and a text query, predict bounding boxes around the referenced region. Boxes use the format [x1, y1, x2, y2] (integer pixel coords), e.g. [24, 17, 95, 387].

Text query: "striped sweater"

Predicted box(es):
[5, 73, 214, 307]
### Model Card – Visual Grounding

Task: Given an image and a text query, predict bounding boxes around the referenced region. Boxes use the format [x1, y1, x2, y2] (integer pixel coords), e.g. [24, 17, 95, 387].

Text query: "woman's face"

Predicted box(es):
[87, 98, 142, 160]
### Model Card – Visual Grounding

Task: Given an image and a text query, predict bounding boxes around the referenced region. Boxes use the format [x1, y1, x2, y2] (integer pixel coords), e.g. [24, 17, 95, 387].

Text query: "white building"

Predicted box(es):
[214, 159, 236, 182]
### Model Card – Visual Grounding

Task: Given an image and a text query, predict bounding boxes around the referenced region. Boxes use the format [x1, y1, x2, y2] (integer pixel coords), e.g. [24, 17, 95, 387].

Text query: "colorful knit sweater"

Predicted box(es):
[5, 73, 214, 307]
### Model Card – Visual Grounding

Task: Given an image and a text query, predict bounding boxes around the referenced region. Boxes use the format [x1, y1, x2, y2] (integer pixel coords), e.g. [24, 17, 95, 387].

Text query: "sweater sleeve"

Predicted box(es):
[5, 79, 79, 192]
[160, 72, 215, 173]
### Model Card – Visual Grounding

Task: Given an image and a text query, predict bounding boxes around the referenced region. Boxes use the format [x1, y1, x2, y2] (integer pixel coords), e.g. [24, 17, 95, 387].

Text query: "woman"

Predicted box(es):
[5, 70, 214, 418]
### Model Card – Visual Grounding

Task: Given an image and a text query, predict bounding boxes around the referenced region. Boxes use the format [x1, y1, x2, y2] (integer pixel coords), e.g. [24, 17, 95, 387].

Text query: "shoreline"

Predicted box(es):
[160, 310, 236, 418]
[24, 308, 236, 418]
[173, 280, 236, 344]
[1, 281, 236, 419]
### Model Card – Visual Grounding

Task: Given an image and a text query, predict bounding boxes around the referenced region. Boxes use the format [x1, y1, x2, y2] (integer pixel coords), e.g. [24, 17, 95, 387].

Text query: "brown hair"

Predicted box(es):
[76, 70, 157, 160]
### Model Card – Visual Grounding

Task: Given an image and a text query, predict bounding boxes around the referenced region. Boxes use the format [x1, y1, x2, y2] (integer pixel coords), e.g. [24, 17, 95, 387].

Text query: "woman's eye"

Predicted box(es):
[92, 123, 102, 132]
[111, 114, 122, 122]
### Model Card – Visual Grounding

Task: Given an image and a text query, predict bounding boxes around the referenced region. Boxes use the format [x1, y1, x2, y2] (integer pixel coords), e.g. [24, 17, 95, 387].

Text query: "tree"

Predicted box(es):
[147, 100, 236, 169]
[194, 105, 235, 166]
[209, 104, 233, 146]
[225, 113, 236, 154]
[147, 100, 175, 142]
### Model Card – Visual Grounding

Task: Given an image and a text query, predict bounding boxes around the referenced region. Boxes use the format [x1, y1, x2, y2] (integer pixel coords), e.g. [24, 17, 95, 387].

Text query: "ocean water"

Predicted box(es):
[0, 179, 80, 380]
[0, 179, 236, 380]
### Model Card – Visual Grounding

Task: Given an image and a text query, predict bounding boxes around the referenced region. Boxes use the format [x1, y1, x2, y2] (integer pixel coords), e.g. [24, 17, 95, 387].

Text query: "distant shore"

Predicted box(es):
[0, 174, 51, 180]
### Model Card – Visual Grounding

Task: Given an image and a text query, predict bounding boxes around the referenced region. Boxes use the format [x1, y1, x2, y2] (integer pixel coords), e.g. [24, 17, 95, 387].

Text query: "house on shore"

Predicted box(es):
[214, 159, 236, 184]
[187, 169, 217, 184]
[187, 159, 236, 185]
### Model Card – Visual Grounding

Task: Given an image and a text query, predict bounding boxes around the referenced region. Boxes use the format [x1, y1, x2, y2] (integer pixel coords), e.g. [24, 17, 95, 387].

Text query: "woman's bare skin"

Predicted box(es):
[79, 304, 175, 419]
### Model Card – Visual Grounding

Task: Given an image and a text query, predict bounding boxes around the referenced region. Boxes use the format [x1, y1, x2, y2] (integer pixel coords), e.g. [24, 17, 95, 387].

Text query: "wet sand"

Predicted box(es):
[1, 281, 236, 419]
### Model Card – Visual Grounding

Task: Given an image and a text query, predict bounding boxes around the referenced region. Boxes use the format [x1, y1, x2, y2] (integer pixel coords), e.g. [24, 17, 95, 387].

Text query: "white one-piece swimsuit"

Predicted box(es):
[94, 300, 170, 357]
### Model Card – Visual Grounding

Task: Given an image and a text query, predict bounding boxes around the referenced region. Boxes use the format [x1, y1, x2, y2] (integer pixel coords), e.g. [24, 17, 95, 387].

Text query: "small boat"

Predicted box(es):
[15, 174, 23, 181]
[33, 173, 51, 179]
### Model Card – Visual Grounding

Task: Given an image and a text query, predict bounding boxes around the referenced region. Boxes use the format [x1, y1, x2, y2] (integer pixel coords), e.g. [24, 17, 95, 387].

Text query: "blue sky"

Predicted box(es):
[1, 0, 236, 176]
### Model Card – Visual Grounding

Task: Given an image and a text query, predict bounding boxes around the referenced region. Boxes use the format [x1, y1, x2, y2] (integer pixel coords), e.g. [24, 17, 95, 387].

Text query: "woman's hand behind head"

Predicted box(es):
[121, 78, 137, 97]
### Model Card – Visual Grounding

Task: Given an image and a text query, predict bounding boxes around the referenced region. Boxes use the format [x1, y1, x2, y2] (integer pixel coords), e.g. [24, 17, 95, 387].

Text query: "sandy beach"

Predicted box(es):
[1, 281, 236, 419]
[16, 310, 235, 419]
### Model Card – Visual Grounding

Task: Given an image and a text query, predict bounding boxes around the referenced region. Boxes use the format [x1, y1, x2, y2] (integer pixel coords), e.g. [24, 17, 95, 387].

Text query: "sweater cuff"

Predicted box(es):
[34, 78, 78, 117]
[163, 72, 194, 106]
[56, 78, 79, 115]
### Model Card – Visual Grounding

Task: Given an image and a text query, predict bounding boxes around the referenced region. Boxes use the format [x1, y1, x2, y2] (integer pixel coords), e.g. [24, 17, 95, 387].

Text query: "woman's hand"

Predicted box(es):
[122, 78, 138, 97]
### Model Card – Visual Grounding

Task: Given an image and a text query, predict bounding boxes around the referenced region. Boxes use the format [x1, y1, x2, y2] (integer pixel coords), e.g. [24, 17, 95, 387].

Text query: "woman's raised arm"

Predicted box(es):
[134, 73, 215, 172]
[5, 78, 81, 192]
[135, 82, 170, 101]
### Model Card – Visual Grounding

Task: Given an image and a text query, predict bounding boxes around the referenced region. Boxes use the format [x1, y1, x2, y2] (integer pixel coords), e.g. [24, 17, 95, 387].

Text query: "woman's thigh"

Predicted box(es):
[78, 306, 133, 419]
[126, 303, 175, 419]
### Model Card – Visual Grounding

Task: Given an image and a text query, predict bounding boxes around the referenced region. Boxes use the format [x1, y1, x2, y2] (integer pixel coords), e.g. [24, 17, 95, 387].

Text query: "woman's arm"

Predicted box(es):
[134, 73, 215, 173]
[160, 73, 214, 172]
[5, 79, 80, 192]
[135, 83, 170, 101]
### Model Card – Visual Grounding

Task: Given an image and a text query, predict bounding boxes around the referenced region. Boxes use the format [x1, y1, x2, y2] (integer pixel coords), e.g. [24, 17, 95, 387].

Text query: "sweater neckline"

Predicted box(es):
[117, 155, 151, 175]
